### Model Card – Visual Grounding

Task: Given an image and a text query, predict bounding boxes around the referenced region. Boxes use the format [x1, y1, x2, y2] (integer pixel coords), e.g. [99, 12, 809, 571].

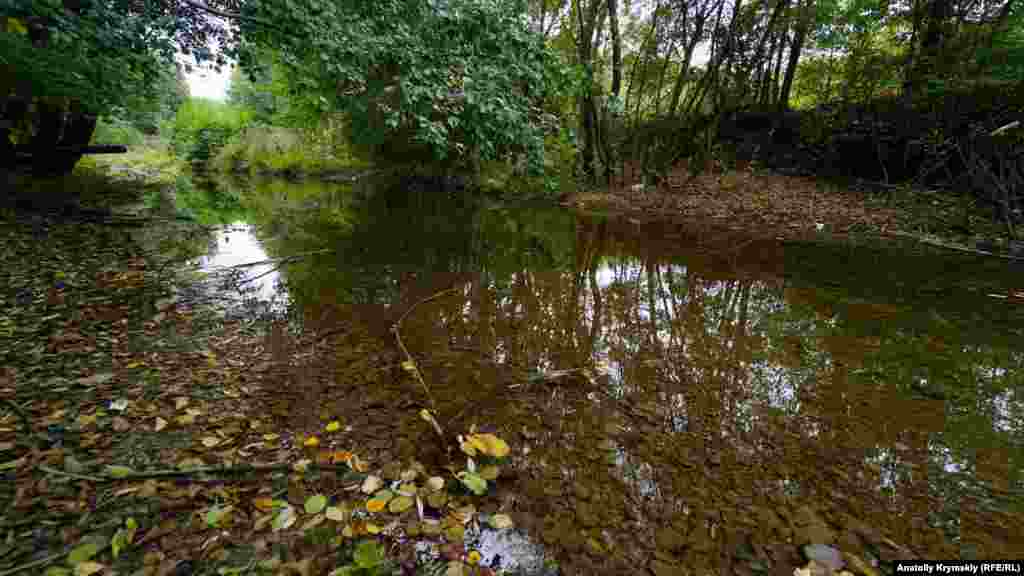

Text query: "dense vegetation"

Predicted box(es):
[3, 0, 1024, 210]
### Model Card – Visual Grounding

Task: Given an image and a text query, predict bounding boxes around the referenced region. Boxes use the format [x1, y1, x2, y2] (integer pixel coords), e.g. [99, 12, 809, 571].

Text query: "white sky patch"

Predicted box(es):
[184, 62, 232, 101]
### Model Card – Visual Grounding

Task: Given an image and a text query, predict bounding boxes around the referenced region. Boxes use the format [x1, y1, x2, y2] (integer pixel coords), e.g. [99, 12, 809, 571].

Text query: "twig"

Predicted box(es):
[208, 249, 334, 272]
[38, 465, 106, 483]
[390, 287, 461, 411]
[391, 328, 437, 412]
[393, 286, 461, 329]
[0, 398, 32, 436]
[34, 462, 358, 482]
[0, 550, 69, 576]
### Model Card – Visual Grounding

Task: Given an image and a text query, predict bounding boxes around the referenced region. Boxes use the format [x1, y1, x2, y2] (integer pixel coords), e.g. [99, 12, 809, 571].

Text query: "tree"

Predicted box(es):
[235, 0, 564, 174]
[0, 0, 245, 116]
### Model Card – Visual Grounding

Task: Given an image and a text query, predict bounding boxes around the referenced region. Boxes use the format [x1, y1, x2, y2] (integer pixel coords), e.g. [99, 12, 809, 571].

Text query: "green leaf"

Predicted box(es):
[353, 540, 386, 568]
[112, 530, 126, 558]
[271, 505, 295, 532]
[206, 505, 233, 527]
[456, 471, 488, 495]
[67, 543, 99, 566]
[305, 494, 328, 514]
[105, 465, 134, 478]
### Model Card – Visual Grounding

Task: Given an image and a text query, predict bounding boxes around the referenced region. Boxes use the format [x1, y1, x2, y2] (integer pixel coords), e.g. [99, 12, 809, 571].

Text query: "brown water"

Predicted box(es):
[187, 174, 1024, 575]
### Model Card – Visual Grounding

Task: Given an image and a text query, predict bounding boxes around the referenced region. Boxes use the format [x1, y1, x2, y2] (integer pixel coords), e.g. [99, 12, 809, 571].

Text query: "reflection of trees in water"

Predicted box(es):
[224, 178, 1022, 568]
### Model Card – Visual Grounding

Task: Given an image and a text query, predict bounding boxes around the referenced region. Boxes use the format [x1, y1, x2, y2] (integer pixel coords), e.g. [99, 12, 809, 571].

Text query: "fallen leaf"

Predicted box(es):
[460, 434, 510, 458]
[75, 562, 104, 576]
[201, 437, 221, 448]
[175, 397, 189, 410]
[361, 475, 383, 494]
[426, 476, 445, 492]
[456, 471, 488, 495]
[106, 465, 134, 479]
[388, 496, 414, 513]
[366, 499, 387, 513]
[303, 436, 320, 447]
[68, 543, 99, 565]
[325, 506, 347, 522]
[305, 494, 328, 514]
[325, 421, 341, 432]
[154, 417, 168, 432]
[271, 505, 296, 532]
[253, 498, 276, 512]
[488, 514, 514, 529]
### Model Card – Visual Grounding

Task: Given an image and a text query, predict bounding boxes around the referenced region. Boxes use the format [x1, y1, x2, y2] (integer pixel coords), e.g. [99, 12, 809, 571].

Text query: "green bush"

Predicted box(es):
[211, 124, 365, 176]
[170, 98, 252, 170]
[90, 116, 146, 147]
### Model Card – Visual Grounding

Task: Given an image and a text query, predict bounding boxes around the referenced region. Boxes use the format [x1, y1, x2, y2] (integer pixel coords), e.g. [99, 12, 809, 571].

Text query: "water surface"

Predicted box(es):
[180, 173, 1024, 574]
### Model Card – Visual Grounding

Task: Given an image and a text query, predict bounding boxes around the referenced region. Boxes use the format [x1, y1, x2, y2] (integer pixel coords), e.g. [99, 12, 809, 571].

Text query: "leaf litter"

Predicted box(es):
[0, 174, 520, 576]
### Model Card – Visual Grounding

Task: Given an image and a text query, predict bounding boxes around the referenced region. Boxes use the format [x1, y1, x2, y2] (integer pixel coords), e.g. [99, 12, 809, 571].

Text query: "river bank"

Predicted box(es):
[562, 160, 1018, 259]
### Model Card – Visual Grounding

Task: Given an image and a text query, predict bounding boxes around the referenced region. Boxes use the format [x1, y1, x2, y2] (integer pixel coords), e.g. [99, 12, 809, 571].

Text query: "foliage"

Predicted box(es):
[0, 0, 235, 116]
[330, 540, 393, 576]
[91, 117, 146, 148]
[211, 123, 365, 176]
[227, 63, 279, 125]
[170, 98, 252, 170]
[236, 0, 565, 173]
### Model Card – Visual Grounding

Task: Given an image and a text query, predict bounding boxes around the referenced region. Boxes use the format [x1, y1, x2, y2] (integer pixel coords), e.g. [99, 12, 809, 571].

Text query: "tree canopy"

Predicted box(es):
[234, 0, 566, 171]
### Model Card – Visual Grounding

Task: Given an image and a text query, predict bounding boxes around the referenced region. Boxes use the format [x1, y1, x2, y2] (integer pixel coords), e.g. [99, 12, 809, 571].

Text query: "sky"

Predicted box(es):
[185, 63, 231, 100]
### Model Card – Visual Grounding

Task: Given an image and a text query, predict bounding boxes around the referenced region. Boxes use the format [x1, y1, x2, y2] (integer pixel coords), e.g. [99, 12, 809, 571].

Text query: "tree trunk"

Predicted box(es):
[608, 0, 622, 98]
[777, 1, 809, 111]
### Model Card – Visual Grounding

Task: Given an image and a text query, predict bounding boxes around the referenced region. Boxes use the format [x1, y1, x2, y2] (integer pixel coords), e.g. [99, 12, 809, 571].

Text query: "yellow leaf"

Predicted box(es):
[365, 522, 381, 534]
[479, 465, 500, 480]
[349, 454, 369, 472]
[175, 397, 189, 410]
[366, 499, 387, 513]
[463, 433, 509, 458]
[75, 562, 104, 576]
[361, 475, 383, 494]
[426, 476, 445, 492]
[401, 361, 417, 373]
[325, 421, 341, 432]
[253, 497, 276, 512]
[488, 513, 514, 530]
[6, 18, 28, 35]
[126, 361, 145, 369]
[154, 417, 168, 432]
[201, 437, 220, 448]
[467, 551, 482, 565]
[304, 436, 320, 447]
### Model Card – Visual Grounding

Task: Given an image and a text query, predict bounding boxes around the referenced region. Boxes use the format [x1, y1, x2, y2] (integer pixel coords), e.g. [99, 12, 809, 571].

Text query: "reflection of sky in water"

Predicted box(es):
[195, 223, 289, 316]
[415, 526, 556, 576]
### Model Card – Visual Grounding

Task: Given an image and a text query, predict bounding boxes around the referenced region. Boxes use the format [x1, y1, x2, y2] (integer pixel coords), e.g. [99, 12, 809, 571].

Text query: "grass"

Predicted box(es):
[173, 98, 252, 134]
[211, 124, 368, 176]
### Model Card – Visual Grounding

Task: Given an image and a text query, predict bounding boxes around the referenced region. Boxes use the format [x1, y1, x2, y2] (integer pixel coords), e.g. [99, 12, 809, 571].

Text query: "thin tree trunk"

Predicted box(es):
[778, 4, 808, 111]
